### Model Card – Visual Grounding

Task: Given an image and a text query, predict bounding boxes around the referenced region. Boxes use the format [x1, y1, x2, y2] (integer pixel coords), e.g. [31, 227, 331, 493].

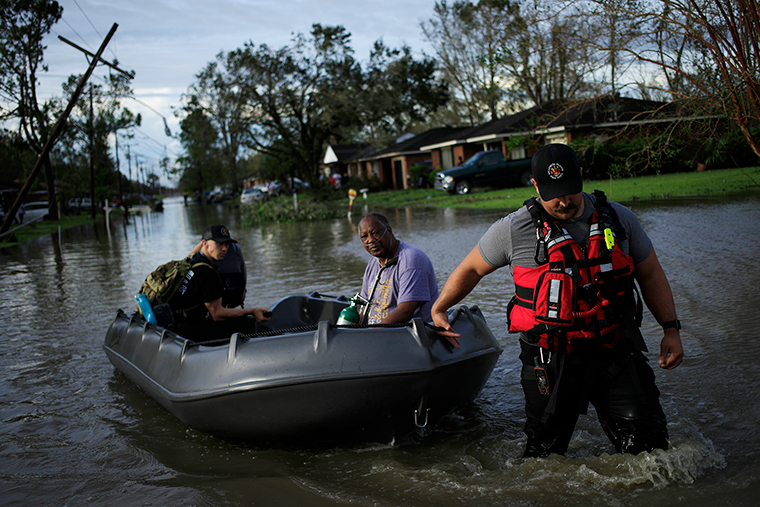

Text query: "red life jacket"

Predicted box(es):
[507, 193, 638, 353]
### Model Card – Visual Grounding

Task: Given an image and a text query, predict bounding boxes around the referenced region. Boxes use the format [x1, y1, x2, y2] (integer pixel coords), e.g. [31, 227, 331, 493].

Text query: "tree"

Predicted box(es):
[232, 24, 362, 183]
[422, 0, 521, 123]
[0, 0, 63, 218]
[181, 52, 253, 194]
[175, 99, 222, 193]
[579, 0, 647, 96]
[178, 24, 449, 188]
[422, 0, 605, 121]
[503, 11, 599, 104]
[588, 0, 760, 158]
[0, 128, 36, 184]
[51, 72, 141, 205]
[357, 41, 450, 147]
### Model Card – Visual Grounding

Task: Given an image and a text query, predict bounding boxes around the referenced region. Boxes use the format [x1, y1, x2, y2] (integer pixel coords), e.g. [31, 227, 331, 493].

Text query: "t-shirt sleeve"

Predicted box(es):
[395, 247, 437, 305]
[478, 211, 531, 269]
[478, 217, 510, 268]
[612, 203, 653, 264]
[396, 267, 434, 304]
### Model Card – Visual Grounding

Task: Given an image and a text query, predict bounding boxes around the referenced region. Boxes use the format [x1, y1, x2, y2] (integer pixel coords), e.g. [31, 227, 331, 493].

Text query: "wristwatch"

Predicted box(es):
[661, 319, 681, 330]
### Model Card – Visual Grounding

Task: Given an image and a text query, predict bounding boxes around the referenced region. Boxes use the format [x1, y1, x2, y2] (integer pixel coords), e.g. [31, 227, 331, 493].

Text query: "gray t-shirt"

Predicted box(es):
[478, 192, 653, 274]
[361, 240, 439, 324]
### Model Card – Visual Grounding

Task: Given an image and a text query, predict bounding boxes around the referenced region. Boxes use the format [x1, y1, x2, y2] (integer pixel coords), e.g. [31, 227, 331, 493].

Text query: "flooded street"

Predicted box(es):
[0, 193, 758, 506]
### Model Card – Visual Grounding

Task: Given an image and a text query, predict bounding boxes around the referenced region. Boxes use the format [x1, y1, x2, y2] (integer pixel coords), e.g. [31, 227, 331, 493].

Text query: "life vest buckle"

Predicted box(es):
[534, 237, 549, 265]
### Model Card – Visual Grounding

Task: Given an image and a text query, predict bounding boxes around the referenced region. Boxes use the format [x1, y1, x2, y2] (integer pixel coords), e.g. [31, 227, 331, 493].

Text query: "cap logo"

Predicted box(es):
[220, 226, 230, 237]
[547, 163, 564, 180]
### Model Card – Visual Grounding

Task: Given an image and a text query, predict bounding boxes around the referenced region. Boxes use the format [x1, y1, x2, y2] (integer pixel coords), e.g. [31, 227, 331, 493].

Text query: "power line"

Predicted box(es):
[67, 0, 118, 62]
[90, 74, 171, 137]
[71, 0, 100, 38]
[134, 125, 175, 152]
[59, 17, 91, 51]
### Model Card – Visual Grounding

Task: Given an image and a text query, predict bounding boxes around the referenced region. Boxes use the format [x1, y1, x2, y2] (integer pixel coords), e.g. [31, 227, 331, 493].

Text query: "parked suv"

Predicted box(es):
[434, 150, 533, 195]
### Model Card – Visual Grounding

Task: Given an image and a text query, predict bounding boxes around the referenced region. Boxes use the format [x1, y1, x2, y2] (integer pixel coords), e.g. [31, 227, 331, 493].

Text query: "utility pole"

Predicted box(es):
[134, 154, 141, 194]
[126, 143, 132, 197]
[0, 24, 122, 236]
[114, 131, 127, 223]
[59, 32, 133, 222]
[89, 83, 96, 220]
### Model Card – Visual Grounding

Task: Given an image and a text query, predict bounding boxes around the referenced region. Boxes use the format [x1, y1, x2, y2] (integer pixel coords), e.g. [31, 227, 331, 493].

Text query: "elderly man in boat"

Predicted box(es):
[358, 212, 439, 324]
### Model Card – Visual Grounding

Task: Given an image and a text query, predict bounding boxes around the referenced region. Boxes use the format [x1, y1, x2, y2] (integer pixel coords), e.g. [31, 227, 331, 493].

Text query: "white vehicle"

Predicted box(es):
[22, 202, 50, 222]
[240, 188, 268, 204]
[67, 197, 93, 210]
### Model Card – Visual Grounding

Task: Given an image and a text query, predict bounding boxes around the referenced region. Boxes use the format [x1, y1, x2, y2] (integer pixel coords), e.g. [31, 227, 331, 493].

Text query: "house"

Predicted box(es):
[322, 96, 676, 191]
[322, 143, 372, 179]
[324, 127, 470, 190]
[420, 96, 674, 171]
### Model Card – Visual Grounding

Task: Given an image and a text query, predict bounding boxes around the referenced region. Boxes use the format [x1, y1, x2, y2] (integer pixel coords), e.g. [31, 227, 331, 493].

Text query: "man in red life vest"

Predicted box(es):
[431, 144, 683, 457]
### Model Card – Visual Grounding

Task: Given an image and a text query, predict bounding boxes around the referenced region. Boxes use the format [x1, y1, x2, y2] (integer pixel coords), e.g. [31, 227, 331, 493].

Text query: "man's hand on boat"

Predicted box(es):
[251, 308, 272, 321]
[206, 298, 271, 322]
[431, 309, 461, 349]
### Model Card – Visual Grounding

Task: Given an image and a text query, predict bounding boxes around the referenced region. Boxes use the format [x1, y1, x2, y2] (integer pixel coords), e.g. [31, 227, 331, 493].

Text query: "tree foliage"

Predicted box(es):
[175, 99, 221, 194]
[0, 0, 144, 215]
[427, 0, 759, 167]
[358, 42, 449, 146]
[0, 0, 62, 216]
[178, 24, 449, 190]
[630, 0, 760, 158]
[421, 0, 522, 124]
[50, 72, 141, 203]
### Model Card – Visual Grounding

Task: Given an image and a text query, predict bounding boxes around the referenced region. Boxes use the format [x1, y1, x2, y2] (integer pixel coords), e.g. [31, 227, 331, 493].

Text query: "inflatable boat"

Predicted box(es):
[103, 293, 503, 441]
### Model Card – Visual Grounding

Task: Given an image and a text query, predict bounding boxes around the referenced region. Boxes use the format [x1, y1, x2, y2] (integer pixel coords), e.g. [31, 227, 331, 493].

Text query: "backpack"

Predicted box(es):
[136, 257, 213, 318]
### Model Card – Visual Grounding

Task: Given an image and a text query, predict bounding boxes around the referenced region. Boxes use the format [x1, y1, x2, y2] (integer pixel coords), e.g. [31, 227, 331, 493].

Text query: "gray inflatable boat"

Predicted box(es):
[103, 293, 503, 441]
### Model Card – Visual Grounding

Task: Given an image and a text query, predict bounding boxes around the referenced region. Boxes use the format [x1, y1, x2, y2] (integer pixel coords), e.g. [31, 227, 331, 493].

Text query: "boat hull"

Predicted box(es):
[104, 294, 503, 440]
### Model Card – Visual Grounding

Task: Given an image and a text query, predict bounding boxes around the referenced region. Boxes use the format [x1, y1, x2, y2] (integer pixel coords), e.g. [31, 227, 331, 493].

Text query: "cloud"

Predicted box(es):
[36, 0, 437, 186]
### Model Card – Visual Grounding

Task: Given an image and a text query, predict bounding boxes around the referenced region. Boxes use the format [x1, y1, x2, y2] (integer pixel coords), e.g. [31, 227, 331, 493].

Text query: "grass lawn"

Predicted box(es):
[0, 211, 121, 249]
[355, 166, 760, 211]
[4, 166, 759, 246]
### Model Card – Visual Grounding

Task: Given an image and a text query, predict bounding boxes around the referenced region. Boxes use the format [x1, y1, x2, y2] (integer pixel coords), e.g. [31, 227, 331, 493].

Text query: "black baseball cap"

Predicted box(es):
[202, 224, 237, 243]
[531, 143, 583, 200]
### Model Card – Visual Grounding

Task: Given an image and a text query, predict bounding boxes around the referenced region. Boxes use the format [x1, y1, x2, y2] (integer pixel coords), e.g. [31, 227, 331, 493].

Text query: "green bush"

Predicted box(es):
[407, 163, 432, 187]
[702, 125, 760, 169]
[344, 174, 383, 192]
[239, 196, 343, 226]
[571, 136, 688, 180]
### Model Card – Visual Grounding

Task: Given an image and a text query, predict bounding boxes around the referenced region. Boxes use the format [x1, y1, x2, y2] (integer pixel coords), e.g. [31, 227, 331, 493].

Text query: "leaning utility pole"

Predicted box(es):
[58, 32, 133, 222]
[0, 23, 122, 236]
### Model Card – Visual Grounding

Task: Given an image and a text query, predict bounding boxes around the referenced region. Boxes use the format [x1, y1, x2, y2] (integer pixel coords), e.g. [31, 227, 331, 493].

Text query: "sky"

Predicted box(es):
[37, 0, 439, 188]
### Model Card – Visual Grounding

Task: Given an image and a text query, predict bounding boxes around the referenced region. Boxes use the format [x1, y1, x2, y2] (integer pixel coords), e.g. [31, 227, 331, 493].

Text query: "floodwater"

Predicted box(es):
[0, 192, 759, 506]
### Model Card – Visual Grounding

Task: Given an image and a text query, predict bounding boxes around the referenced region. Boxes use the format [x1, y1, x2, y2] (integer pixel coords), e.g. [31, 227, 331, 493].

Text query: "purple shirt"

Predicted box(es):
[361, 240, 439, 324]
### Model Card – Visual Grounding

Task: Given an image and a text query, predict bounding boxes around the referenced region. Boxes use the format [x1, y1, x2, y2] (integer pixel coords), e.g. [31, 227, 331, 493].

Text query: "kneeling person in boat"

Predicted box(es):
[171, 224, 270, 342]
[358, 213, 439, 324]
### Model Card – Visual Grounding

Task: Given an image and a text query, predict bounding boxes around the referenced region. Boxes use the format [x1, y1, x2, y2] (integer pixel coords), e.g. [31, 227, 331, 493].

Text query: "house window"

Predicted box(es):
[545, 133, 567, 145]
[511, 146, 526, 159]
